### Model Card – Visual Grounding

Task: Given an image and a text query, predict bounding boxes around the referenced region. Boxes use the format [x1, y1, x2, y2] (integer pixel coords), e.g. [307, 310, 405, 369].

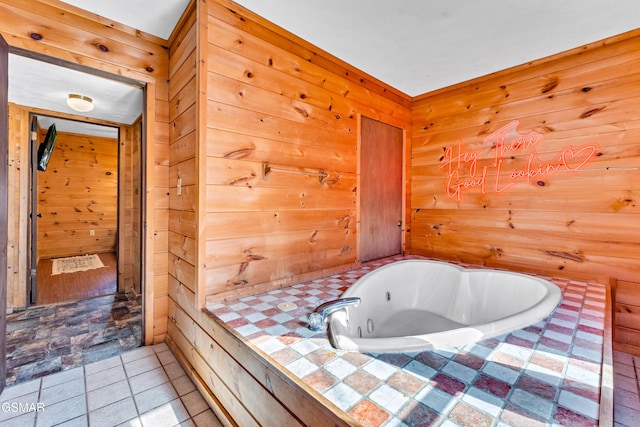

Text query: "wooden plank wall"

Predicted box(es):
[202, 0, 411, 302]
[166, 0, 412, 424]
[410, 29, 640, 284]
[119, 124, 134, 290]
[118, 119, 143, 294]
[0, 0, 170, 343]
[613, 279, 640, 354]
[36, 129, 118, 260]
[168, 0, 198, 309]
[6, 103, 29, 309]
[131, 119, 143, 294]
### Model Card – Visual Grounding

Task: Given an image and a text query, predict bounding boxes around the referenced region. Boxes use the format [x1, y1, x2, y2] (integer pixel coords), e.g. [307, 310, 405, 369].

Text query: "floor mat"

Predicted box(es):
[51, 254, 105, 275]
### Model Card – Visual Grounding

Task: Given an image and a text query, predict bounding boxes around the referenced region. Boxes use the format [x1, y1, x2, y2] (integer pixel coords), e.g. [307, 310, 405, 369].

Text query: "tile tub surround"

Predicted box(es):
[206, 256, 608, 426]
[0, 343, 223, 427]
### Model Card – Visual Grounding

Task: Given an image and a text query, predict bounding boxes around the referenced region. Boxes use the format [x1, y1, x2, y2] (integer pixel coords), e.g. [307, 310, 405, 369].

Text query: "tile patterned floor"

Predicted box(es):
[612, 350, 640, 427]
[6, 293, 142, 386]
[0, 344, 223, 426]
[207, 255, 610, 426]
[1, 257, 637, 426]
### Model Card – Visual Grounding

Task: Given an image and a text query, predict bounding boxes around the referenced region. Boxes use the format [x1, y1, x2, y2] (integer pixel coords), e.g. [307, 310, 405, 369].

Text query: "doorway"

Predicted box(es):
[4, 51, 146, 308]
[4, 52, 147, 383]
[359, 116, 404, 262]
[29, 116, 121, 305]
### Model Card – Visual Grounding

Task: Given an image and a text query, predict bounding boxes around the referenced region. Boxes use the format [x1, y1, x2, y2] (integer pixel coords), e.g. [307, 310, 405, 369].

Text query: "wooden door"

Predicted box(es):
[360, 117, 403, 262]
[0, 33, 9, 393]
[28, 115, 38, 304]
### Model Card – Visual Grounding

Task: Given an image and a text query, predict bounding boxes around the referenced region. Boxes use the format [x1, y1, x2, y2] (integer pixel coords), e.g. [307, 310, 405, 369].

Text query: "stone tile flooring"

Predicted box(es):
[0, 344, 223, 426]
[5, 293, 142, 387]
[612, 350, 640, 427]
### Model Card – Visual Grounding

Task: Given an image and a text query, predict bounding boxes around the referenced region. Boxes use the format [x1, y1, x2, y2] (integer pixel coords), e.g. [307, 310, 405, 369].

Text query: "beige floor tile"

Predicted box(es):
[36, 394, 86, 427]
[87, 379, 132, 412]
[86, 364, 127, 392]
[171, 375, 197, 397]
[134, 382, 178, 414]
[139, 398, 190, 427]
[88, 397, 138, 427]
[129, 367, 170, 395]
[181, 390, 209, 418]
[124, 354, 161, 377]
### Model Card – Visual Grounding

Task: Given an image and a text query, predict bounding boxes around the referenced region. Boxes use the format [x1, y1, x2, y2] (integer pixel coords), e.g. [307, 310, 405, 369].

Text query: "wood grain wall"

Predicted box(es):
[6, 103, 29, 309]
[36, 129, 118, 260]
[201, 0, 411, 302]
[168, 0, 199, 309]
[410, 29, 640, 285]
[118, 119, 143, 294]
[1, 0, 170, 343]
[166, 0, 412, 424]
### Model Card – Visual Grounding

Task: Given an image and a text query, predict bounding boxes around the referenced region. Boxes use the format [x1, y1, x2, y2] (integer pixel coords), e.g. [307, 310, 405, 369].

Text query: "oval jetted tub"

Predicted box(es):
[328, 260, 561, 353]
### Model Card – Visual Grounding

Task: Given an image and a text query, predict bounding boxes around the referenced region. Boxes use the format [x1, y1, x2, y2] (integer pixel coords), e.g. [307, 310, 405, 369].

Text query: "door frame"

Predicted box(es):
[357, 114, 407, 262]
[27, 112, 127, 305]
[1, 33, 9, 393]
[28, 115, 38, 304]
[6, 50, 146, 333]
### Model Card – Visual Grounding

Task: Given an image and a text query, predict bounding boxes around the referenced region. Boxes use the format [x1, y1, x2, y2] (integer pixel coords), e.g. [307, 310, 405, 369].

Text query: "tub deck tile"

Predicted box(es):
[206, 256, 606, 426]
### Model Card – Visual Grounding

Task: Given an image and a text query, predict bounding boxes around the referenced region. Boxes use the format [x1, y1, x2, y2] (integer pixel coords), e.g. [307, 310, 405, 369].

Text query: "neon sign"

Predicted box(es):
[440, 120, 599, 201]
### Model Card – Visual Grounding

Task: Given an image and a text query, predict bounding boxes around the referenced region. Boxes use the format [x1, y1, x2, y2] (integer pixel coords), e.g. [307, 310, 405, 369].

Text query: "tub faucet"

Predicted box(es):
[307, 297, 361, 331]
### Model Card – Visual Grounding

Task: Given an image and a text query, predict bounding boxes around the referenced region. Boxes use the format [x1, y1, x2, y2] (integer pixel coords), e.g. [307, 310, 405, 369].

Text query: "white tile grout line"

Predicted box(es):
[0, 344, 217, 427]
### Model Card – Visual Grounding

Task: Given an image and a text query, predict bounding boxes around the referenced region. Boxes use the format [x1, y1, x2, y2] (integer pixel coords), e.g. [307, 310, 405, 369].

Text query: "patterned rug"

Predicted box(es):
[51, 254, 105, 275]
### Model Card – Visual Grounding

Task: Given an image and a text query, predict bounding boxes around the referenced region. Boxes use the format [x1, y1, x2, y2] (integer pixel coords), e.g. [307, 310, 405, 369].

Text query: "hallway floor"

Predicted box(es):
[36, 253, 118, 305]
[6, 293, 141, 386]
[0, 344, 223, 426]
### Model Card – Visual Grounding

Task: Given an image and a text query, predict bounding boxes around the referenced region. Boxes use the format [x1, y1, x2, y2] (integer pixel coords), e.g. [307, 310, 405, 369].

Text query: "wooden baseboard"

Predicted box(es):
[165, 335, 235, 427]
[599, 281, 614, 427]
[613, 341, 640, 356]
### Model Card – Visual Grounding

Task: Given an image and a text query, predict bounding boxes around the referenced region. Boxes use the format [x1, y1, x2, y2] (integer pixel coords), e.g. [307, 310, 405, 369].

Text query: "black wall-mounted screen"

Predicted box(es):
[37, 123, 57, 171]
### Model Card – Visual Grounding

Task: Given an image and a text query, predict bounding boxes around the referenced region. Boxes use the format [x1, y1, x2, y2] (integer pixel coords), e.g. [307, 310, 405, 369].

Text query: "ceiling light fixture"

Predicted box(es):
[66, 94, 94, 112]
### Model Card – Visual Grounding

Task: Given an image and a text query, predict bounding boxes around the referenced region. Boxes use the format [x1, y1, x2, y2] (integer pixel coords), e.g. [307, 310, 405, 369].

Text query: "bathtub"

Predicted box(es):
[328, 260, 561, 353]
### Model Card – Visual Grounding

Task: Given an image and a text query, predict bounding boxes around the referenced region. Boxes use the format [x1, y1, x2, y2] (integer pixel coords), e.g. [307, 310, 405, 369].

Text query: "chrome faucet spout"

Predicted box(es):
[307, 297, 361, 331]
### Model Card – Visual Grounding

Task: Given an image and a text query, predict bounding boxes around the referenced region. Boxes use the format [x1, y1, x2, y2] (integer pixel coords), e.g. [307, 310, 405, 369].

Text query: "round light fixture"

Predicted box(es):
[66, 94, 94, 112]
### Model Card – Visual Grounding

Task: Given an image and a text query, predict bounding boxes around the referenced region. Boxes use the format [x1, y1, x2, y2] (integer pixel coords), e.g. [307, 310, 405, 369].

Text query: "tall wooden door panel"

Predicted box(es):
[360, 117, 403, 262]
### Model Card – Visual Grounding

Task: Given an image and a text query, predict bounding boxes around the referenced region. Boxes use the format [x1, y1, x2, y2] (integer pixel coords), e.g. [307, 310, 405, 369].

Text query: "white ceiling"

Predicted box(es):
[233, 0, 640, 96]
[61, 0, 190, 40]
[8, 55, 142, 137]
[7, 0, 640, 136]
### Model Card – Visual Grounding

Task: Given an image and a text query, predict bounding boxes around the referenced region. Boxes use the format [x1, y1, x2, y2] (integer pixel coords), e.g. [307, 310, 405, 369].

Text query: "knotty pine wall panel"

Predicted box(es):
[6, 104, 29, 310]
[117, 120, 143, 294]
[410, 29, 640, 284]
[168, 0, 198, 308]
[202, 0, 411, 301]
[36, 130, 118, 260]
[119, 124, 134, 289]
